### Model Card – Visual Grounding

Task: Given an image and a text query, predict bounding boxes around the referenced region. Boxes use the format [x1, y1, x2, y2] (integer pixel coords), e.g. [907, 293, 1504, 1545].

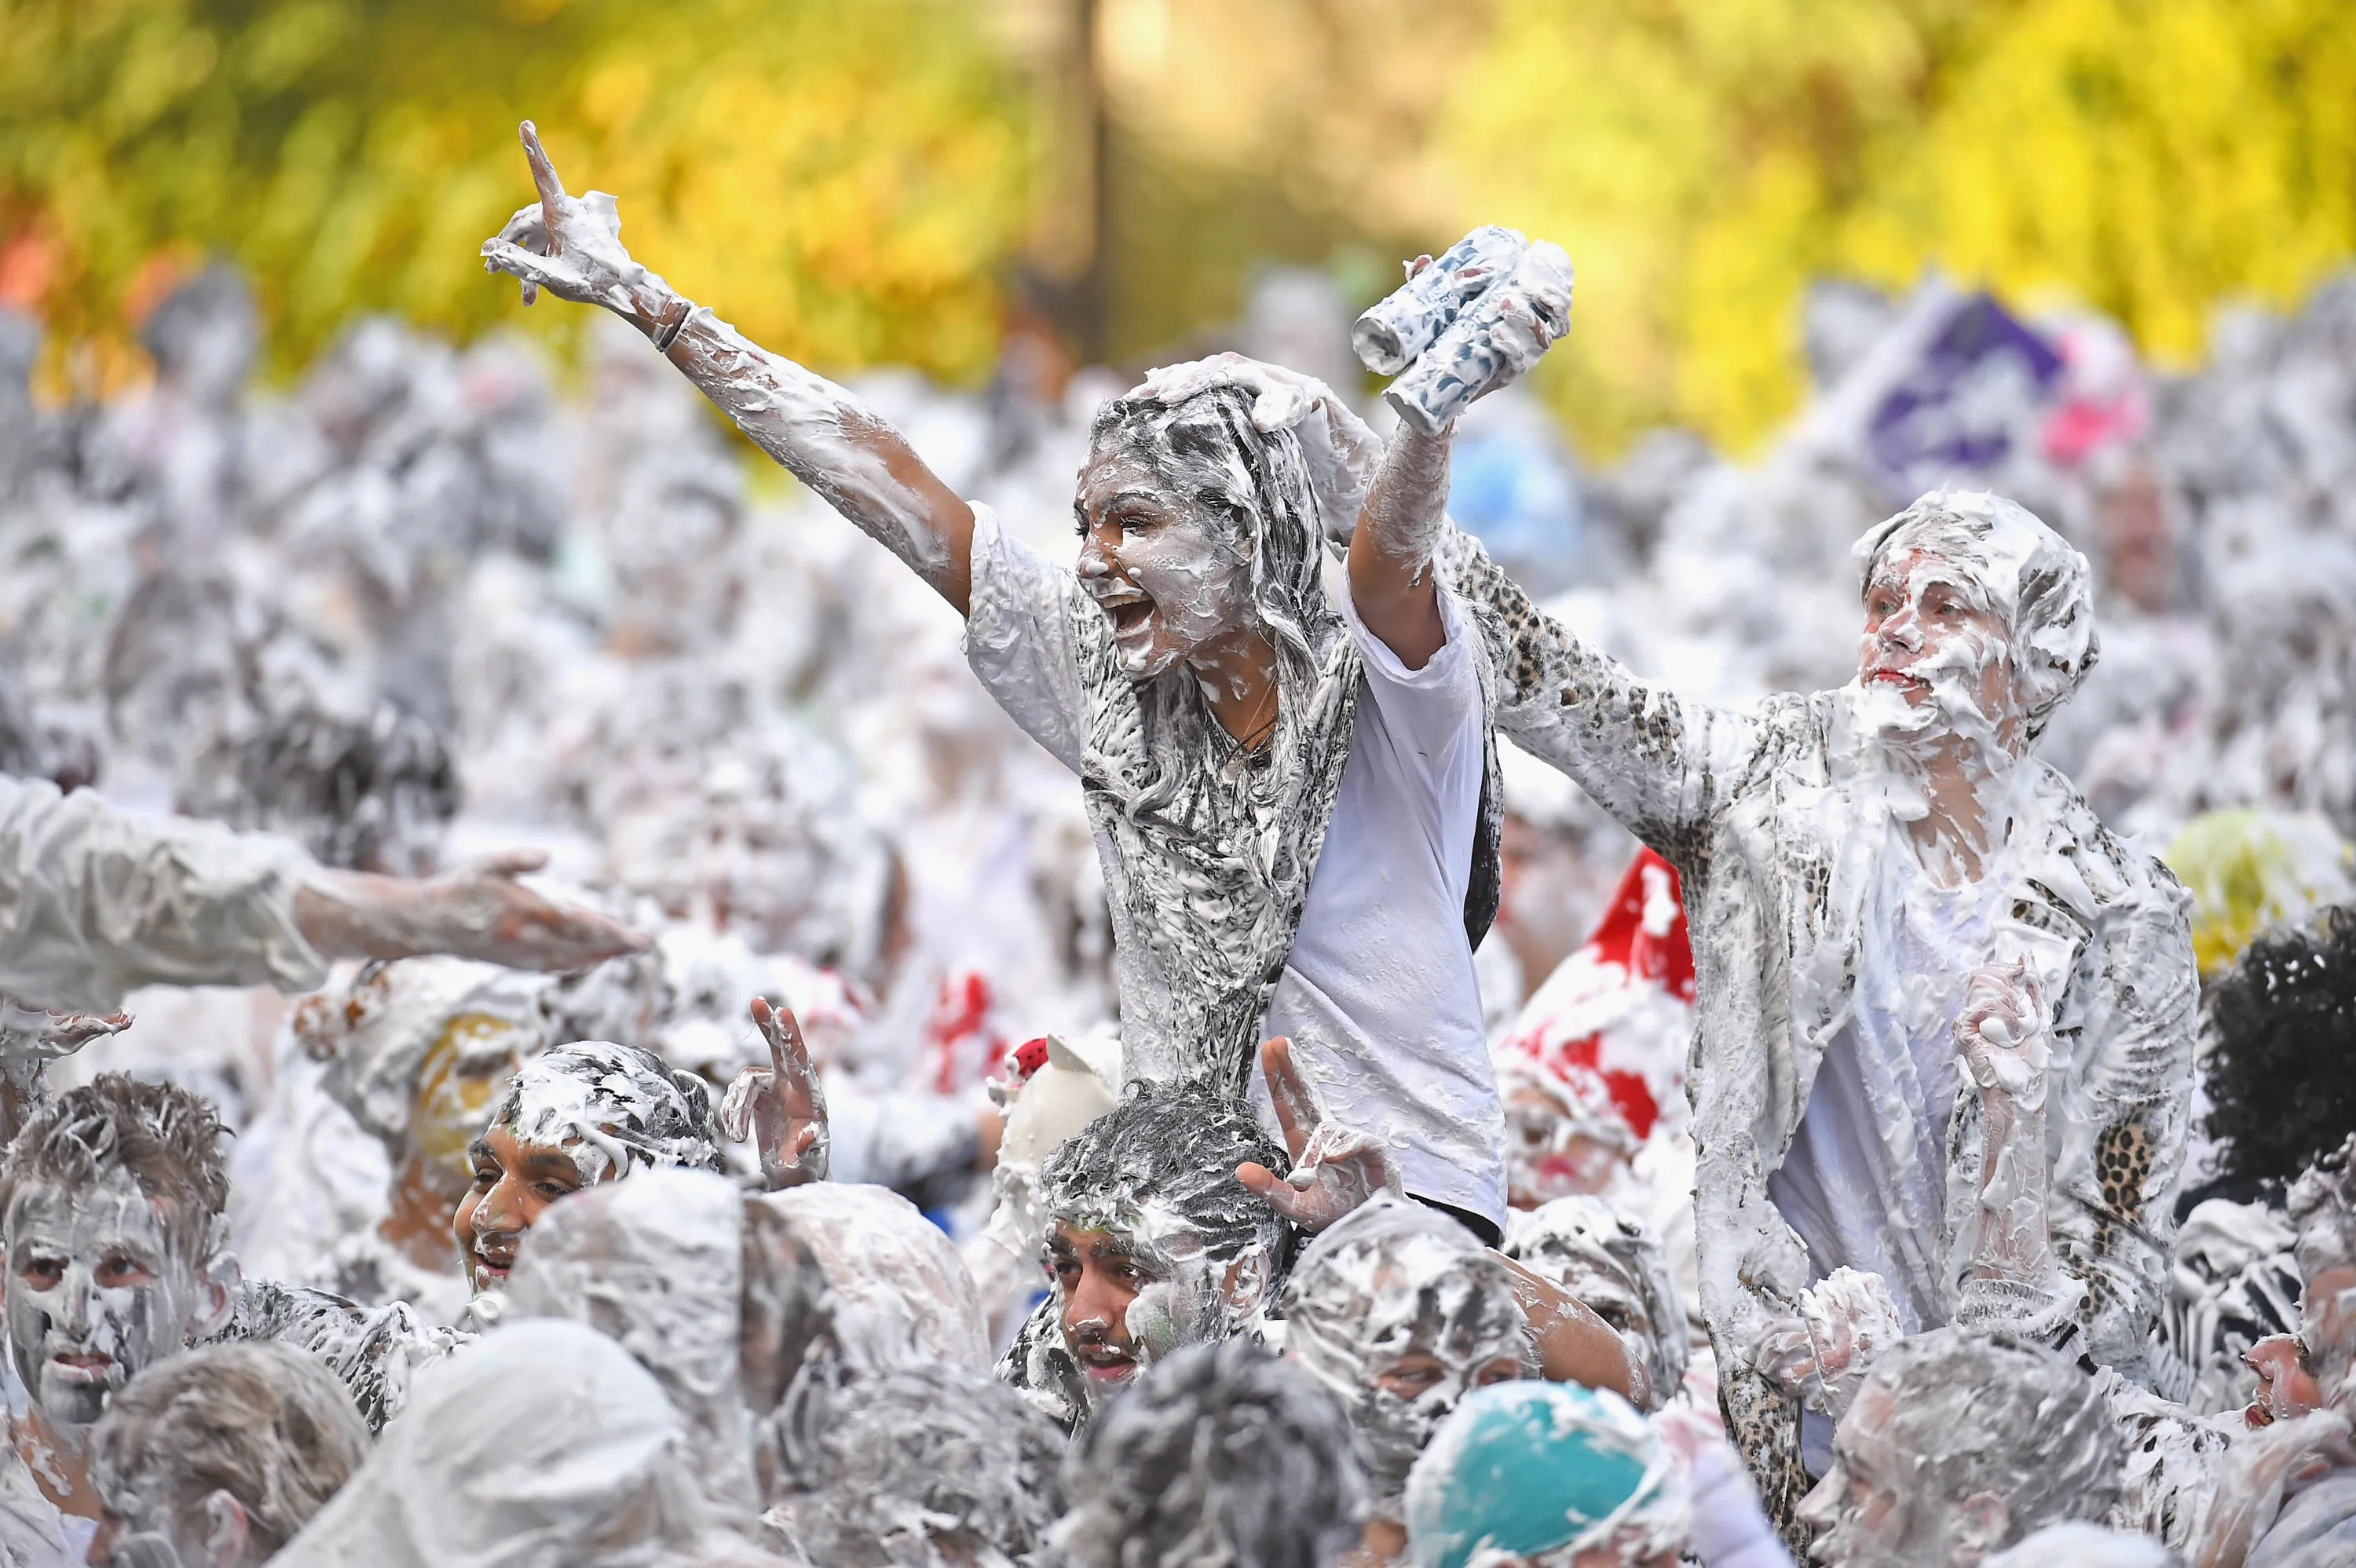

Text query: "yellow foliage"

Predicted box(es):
[2166, 810, 2354, 981]
[0, 0, 1030, 393]
[1439, 0, 2356, 456]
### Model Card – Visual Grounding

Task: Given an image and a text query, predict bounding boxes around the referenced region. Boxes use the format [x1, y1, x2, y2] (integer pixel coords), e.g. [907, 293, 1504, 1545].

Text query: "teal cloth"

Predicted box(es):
[1407, 1383, 1655, 1568]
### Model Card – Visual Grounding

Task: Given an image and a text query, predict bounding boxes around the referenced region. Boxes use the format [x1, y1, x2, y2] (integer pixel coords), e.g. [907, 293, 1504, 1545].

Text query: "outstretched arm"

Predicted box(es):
[1440, 528, 1763, 860]
[479, 122, 977, 611]
[294, 850, 646, 973]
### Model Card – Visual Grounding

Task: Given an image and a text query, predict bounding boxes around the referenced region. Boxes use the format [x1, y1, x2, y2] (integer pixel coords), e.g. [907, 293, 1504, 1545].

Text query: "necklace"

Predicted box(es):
[1231, 688, 1279, 753]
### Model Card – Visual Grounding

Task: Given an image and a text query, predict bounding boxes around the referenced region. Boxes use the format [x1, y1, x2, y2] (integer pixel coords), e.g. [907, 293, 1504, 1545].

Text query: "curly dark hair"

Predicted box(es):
[2202, 905, 2356, 1188]
[1060, 1340, 1366, 1568]
[1039, 1079, 1292, 1273]
[0, 1075, 229, 1259]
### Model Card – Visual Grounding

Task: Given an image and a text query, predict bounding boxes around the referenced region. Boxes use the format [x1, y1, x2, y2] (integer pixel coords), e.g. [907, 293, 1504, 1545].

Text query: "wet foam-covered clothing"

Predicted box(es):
[966, 504, 1505, 1225]
[203, 1277, 465, 1434]
[1439, 522, 2197, 1512]
[0, 773, 326, 1013]
[272, 1319, 715, 1568]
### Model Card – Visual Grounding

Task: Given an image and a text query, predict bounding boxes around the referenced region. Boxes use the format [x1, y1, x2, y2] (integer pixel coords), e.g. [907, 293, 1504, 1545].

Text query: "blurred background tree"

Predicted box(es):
[1440, 0, 2356, 453]
[0, 0, 1030, 393]
[4, 0, 2353, 457]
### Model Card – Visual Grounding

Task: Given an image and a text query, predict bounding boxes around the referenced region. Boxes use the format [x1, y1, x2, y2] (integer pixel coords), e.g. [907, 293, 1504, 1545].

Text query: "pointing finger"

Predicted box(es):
[519, 120, 569, 214]
[1259, 1037, 1316, 1163]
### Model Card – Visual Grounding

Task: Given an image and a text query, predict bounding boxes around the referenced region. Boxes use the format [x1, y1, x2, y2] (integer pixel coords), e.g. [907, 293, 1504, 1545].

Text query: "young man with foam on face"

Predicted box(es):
[1406, 488, 2199, 1532]
[998, 1078, 1297, 1431]
[1002, 1046, 1640, 1437]
[0, 1076, 456, 1566]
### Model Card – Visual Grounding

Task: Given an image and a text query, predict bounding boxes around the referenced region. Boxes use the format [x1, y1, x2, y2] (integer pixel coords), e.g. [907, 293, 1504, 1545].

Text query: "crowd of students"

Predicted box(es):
[0, 120, 2349, 1566]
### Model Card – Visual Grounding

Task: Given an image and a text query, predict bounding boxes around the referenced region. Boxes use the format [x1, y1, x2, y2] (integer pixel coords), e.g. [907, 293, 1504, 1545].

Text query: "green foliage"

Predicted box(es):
[1440, 0, 2356, 455]
[0, 0, 1030, 390]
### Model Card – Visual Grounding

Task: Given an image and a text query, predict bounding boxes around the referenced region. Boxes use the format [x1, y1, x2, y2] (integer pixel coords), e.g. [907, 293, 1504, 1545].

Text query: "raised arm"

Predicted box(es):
[1348, 420, 1453, 668]
[479, 122, 977, 611]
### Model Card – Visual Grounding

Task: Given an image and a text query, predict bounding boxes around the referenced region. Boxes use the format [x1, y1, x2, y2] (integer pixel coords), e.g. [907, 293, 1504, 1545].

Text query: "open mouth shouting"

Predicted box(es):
[1093, 585, 1156, 643]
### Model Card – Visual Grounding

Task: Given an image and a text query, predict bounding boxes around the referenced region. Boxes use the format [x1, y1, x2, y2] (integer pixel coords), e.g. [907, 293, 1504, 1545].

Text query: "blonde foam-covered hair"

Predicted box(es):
[1853, 490, 2099, 744]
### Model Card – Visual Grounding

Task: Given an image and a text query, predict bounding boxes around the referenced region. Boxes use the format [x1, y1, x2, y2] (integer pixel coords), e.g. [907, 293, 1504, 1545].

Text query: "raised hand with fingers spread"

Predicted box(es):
[1233, 1036, 1402, 1234]
[720, 997, 831, 1189]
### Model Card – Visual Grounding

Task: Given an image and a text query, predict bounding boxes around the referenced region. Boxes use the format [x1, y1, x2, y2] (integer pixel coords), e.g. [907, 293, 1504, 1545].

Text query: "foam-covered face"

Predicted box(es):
[1047, 1223, 1153, 1391]
[1046, 1213, 1249, 1409]
[4, 1171, 217, 1429]
[1502, 1084, 1626, 1209]
[453, 1124, 588, 1293]
[1289, 1241, 1529, 1511]
[1075, 442, 1253, 683]
[1796, 1383, 1926, 1567]
[1857, 547, 2021, 753]
[1359, 1296, 1524, 1490]
[1509, 1236, 1654, 1356]
[2244, 1332, 2323, 1427]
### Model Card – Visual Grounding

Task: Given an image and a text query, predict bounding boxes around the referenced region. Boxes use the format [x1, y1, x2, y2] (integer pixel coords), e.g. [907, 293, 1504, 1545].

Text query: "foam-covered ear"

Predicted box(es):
[1220, 1250, 1271, 1314]
[194, 1219, 243, 1340]
[200, 1488, 251, 1568]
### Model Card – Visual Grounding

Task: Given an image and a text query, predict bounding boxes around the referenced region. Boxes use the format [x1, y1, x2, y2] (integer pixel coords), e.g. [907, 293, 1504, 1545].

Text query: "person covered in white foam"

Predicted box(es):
[474, 124, 1590, 1242]
[1417, 484, 2197, 1529]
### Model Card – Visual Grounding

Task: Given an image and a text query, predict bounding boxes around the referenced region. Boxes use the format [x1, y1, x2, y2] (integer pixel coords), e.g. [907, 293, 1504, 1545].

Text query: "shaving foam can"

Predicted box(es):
[1380, 241, 1575, 437]
[1352, 225, 1530, 378]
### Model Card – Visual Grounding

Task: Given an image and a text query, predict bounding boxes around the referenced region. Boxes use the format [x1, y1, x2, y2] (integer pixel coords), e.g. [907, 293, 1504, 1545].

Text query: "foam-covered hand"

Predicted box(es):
[1956, 959, 2051, 1111]
[298, 851, 651, 970]
[1235, 1036, 1402, 1233]
[1136, 352, 1382, 543]
[1750, 1267, 1905, 1420]
[1366, 229, 1574, 435]
[721, 996, 831, 1188]
[480, 121, 669, 323]
[418, 850, 649, 970]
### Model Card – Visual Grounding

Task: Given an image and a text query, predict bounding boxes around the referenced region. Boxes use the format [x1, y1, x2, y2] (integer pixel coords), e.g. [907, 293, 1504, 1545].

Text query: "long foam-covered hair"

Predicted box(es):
[1083, 382, 1339, 814]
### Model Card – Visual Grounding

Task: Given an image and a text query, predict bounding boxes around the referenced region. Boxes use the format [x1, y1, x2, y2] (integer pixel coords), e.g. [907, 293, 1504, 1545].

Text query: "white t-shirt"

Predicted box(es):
[961, 506, 1505, 1227]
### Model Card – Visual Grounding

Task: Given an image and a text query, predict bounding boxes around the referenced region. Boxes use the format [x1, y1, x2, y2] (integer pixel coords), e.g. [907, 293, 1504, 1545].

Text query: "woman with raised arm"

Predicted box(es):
[478, 122, 1565, 1241]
